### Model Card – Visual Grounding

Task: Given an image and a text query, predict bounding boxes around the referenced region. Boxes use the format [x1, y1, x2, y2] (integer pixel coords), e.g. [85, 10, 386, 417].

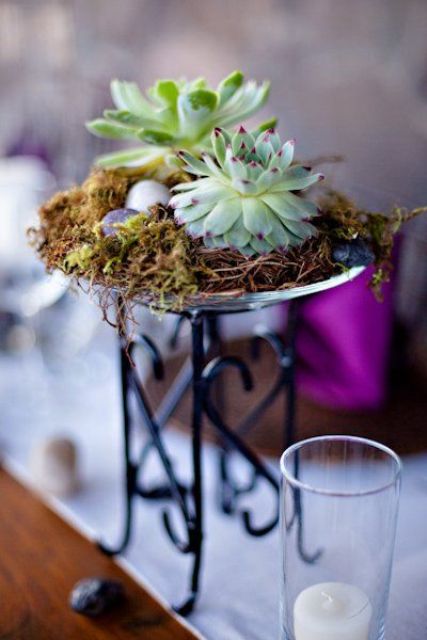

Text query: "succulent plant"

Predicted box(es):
[170, 127, 324, 255]
[86, 71, 272, 171]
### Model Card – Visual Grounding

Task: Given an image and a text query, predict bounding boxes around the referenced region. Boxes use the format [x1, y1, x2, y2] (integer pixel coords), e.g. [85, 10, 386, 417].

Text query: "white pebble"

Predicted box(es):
[125, 179, 170, 213]
[29, 437, 79, 497]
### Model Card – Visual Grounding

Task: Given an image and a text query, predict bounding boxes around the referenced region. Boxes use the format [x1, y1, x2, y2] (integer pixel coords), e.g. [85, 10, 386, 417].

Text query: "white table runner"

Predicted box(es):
[1, 329, 426, 639]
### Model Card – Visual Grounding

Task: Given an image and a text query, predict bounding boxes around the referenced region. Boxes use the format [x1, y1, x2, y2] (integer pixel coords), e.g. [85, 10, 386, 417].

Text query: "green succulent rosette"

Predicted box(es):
[170, 127, 324, 256]
[87, 71, 272, 171]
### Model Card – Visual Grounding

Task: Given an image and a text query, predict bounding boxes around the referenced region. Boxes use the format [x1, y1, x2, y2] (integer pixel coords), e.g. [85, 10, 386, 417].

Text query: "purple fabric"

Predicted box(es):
[296, 267, 395, 410]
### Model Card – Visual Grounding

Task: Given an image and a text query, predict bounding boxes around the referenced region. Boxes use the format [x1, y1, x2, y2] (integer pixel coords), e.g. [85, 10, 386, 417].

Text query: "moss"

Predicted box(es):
[63, 244, 94, 271]
[317, 190, 427, 298]
[30, 170, 425, 316]
[34, 179, 210, 312]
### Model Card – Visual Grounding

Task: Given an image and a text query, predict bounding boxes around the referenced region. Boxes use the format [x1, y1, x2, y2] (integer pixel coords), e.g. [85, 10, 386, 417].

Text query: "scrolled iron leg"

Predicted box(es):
[213, 315, 293, 524]
[98, 337, 135, 556]
[173, 313, 205, 616]
[202, 356, 280, 536]
[215, 310, 299, 519]
[218, 450, 257, 515]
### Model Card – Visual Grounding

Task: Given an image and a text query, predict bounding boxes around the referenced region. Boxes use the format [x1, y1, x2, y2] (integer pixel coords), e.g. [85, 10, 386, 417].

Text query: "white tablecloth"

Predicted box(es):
[1, 321, 426, 640]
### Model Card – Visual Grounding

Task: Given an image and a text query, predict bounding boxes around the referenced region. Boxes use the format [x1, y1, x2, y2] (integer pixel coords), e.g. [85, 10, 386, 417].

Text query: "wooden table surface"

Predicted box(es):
[0, 469, 199, 640]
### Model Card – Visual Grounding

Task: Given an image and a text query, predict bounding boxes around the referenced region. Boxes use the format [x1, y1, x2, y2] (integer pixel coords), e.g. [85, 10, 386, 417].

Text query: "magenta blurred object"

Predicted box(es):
[296, 265, 395, 410]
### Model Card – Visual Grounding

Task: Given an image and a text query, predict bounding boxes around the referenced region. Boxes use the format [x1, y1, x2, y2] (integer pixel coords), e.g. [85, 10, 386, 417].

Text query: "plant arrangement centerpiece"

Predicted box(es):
[27, 71, 427, 619]
[30, 71, 426, 315]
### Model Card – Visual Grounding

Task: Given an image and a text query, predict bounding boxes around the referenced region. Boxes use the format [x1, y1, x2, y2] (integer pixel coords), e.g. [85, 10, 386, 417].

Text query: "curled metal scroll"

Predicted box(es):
[127, 335, 196, 555]
[216, 325, 293, 518]
[202, 356, 280, 537]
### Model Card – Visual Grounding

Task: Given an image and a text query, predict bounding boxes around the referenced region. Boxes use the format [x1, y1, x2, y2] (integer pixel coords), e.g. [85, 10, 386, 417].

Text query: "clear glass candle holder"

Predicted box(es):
[280, 436, 401, 640]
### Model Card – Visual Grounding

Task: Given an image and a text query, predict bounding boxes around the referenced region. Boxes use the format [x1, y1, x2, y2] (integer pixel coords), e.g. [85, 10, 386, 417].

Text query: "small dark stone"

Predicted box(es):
[332, 238, 375, 268]
[101, 208, 139, 236]
[69, 577, 124, 617]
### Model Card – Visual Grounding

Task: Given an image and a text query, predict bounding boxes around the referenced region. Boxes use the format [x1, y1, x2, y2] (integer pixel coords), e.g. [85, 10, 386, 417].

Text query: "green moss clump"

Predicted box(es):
[317, 190, 427, 298]
[30, 168, 215, 312]
[78, 207, 209, 310]
[32, 169, 130, 268]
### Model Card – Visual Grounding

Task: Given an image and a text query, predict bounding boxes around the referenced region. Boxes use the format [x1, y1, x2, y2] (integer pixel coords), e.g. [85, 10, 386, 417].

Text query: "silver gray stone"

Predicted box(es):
[69, 577, 125, 617]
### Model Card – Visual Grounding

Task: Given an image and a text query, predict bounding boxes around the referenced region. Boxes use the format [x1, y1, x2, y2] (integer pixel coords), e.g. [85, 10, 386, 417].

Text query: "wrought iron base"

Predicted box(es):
[98, 300, 315, 615]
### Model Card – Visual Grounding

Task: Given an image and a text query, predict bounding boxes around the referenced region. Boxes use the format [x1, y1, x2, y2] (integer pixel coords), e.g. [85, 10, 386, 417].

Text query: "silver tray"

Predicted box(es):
[138, 266, 366, 314]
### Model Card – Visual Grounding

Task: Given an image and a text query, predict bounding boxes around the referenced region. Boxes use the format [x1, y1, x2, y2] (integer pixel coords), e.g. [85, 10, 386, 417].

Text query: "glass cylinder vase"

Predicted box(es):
[280, 435, 401, 640]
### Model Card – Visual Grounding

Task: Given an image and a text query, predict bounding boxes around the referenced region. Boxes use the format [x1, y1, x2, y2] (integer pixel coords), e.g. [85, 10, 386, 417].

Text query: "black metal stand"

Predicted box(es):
[99, 300, 314, 615]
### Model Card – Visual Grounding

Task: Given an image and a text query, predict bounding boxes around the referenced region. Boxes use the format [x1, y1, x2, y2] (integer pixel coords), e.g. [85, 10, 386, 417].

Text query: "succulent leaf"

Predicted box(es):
[252, 117, 278, 137]
[265, 210, 293, 249]
[232, 126, 254, 154]
[175, 201, 213, 223]
[150, 79, 179, 107]
[172, 127, 322, 256]
[102, 110, 159, 130]
[224, 215, 252, 247]
[200, 152, 226, 179]
[137, 129, 176, 145]
[242, 198, 273, 238]
[218, 70, 244, 105]
[94, 146, 166, 170]
[261, 193, 309, 221]
[87, 72, 272, 169]
[212, 129, 227, 165]
[110, 80, 152, 116]
[250, 235, 274, 255]
[86, 119, 136, 140]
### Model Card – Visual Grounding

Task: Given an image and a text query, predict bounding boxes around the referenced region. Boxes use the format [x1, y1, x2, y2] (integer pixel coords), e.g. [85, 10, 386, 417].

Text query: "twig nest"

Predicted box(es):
[29, 437, 79, 496]
[69, 578, 124, 616]
[332, 238, 375, 268]
[125, 179, 170, 213]
[101, 208, 139, 236]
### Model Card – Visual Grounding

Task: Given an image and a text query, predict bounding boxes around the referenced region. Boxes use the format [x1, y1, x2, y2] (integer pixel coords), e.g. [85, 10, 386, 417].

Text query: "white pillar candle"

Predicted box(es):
[294, 582, 372, 640]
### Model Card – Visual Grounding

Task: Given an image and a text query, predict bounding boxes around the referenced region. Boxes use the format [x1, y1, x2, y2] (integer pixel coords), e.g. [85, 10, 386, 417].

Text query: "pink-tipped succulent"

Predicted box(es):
[170, 127, 324, 255]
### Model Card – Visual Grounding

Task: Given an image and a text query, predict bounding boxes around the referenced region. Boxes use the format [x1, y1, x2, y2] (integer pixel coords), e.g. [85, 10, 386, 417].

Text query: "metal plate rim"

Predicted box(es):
[133, 266, 366, 313]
